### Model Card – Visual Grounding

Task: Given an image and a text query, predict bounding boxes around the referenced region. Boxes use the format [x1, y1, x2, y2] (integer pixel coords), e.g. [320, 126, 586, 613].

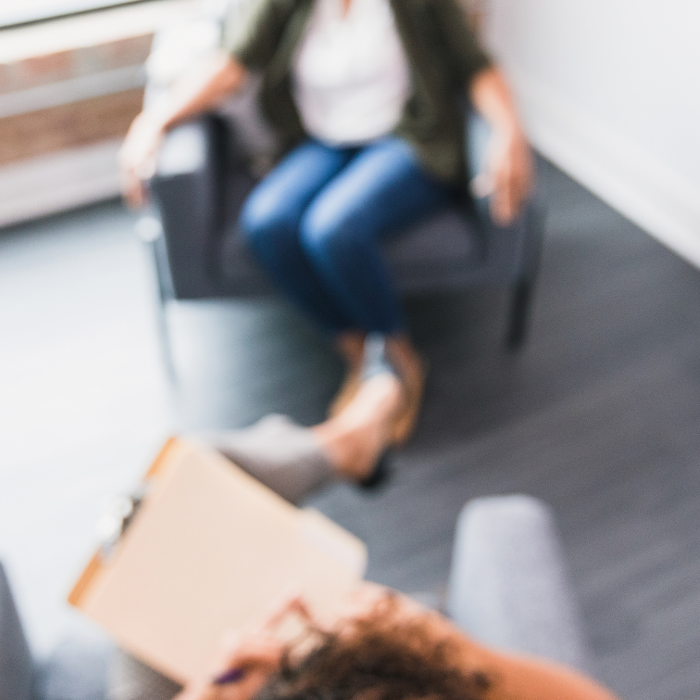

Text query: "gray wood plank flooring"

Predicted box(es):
[167, 158, 700, 700]
[1, 158, 699, 699]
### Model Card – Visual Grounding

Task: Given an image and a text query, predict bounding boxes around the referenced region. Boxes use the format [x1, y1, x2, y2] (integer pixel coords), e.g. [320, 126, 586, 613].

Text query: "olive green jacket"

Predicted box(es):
[222, 0, 491, 184]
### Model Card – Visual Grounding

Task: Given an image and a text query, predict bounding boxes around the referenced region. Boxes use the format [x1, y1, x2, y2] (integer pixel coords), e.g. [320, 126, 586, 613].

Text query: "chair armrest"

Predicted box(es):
[465, 107, 496, 226]
[149, 115, 230, 299]
[446, 495, 590, 672]
[0, 563, 34, 700]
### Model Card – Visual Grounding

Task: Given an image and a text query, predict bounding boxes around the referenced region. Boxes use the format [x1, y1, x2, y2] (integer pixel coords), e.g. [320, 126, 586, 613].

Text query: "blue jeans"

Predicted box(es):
[239, 136, 451, 335]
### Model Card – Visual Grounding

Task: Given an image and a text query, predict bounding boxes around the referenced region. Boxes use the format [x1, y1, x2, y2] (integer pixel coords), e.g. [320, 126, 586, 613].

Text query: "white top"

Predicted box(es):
[291, 0, 412, 146]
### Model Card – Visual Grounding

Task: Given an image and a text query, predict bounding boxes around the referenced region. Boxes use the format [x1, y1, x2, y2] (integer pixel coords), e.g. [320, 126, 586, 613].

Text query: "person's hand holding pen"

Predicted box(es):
[174, 594, 313, 700]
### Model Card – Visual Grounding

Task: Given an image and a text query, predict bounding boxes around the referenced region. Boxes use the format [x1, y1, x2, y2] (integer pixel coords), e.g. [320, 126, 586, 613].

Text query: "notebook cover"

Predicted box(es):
[68, 438, 367, 684]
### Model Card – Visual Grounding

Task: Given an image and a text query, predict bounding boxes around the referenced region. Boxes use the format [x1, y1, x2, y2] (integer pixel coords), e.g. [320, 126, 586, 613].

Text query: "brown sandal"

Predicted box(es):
[327, 363, 363, 418]
[361, 333, 427, 446]
[389, 354, 427, 446]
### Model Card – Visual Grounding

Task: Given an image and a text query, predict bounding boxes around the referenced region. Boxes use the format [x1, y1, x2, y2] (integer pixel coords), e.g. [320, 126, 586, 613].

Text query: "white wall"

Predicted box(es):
[484, 0, 700, 267]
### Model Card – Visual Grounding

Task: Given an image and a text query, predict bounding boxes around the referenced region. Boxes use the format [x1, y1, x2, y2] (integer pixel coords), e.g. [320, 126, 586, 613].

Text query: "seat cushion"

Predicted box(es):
[219, 222, 277, 296]
[384, 207, 485, 292]
[218, 205, 485, 296]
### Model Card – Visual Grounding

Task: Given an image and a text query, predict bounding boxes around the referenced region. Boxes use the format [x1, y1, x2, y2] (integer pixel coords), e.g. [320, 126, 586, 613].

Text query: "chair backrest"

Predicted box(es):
[447, 496, 590, 672]
[0, 563, 34, 700]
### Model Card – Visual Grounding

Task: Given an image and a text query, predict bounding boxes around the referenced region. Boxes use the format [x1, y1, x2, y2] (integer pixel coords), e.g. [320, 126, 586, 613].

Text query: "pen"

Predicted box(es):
[213, 667, 246, 686]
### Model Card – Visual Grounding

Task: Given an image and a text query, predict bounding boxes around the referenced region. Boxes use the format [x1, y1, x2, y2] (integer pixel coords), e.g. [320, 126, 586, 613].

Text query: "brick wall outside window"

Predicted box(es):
[0, 34, 152, 165]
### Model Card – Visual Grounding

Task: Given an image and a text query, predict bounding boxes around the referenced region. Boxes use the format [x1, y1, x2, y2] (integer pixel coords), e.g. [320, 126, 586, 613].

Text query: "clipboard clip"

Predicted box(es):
[96, 484, 151, 556]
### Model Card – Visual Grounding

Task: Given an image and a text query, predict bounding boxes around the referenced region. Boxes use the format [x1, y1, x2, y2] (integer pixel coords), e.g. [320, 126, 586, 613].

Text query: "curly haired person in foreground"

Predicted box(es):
[166, 586, 620, 700]
[120, 0, 534, 444]
[108, 341, 619, 700]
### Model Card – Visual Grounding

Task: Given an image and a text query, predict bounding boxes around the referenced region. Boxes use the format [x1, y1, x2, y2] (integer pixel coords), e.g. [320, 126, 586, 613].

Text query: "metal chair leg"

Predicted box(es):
[135, 215, 177, 382]
[505, 276, 533, 351]
[504, 198, 546, 351]
[152, 286, 177, 383]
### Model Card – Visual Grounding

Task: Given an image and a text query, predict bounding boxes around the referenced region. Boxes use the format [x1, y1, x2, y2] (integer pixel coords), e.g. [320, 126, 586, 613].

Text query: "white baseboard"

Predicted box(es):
[0, 140, 122, 228]
[509, 66, 700, 269]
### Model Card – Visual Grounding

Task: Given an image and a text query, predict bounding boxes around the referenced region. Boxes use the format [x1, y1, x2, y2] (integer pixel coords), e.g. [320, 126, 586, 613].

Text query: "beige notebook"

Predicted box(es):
[68, 438, 367, 685]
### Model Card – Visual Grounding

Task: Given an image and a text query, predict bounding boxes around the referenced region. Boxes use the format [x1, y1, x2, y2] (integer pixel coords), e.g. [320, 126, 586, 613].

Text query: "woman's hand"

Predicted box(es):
[469, 67, 534, 225]
[174, 594, 314, 700]
[484, 124, 533, 226]
[118, 111, 166, 209]
[174, 630, 284, 700]
[118, 52, 248, 209]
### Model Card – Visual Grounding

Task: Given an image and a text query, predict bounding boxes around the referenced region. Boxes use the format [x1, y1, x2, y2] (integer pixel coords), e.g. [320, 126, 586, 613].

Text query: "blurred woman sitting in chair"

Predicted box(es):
[119, 0, 533, 444]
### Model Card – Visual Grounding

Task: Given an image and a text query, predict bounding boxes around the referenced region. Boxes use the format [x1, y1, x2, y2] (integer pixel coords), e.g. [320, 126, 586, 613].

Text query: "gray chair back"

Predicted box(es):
[0, 563, 33, 700]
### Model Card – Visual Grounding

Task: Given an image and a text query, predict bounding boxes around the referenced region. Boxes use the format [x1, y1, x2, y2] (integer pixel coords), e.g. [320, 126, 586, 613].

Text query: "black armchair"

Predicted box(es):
[137, 108, 545, 374]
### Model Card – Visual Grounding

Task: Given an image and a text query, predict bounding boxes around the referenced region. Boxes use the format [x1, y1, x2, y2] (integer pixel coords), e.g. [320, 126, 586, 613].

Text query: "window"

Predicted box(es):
[0, 0, 160, 29]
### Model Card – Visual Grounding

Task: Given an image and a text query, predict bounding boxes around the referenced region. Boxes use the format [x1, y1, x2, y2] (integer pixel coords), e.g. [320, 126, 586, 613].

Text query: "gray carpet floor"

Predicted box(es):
[1, 158, 699, 700]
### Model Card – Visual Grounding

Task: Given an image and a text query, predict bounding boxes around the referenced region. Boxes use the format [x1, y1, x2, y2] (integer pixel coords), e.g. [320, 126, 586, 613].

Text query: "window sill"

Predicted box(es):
[0, 0, 197, 65]
[0, 0, 200, 225]
[0, 0, 199, 164]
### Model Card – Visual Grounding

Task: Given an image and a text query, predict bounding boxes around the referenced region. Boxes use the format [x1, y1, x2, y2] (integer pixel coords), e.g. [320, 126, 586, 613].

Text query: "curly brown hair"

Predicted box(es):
[254, 593, 490, 700]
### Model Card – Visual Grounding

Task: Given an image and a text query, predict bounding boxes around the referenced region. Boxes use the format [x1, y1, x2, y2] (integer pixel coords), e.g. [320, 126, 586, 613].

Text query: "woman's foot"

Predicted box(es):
[197, 336, 414, 501]
[313, 372, 403, 484]
[384, 336, 426, 446]
[327, 331, 366, 418]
